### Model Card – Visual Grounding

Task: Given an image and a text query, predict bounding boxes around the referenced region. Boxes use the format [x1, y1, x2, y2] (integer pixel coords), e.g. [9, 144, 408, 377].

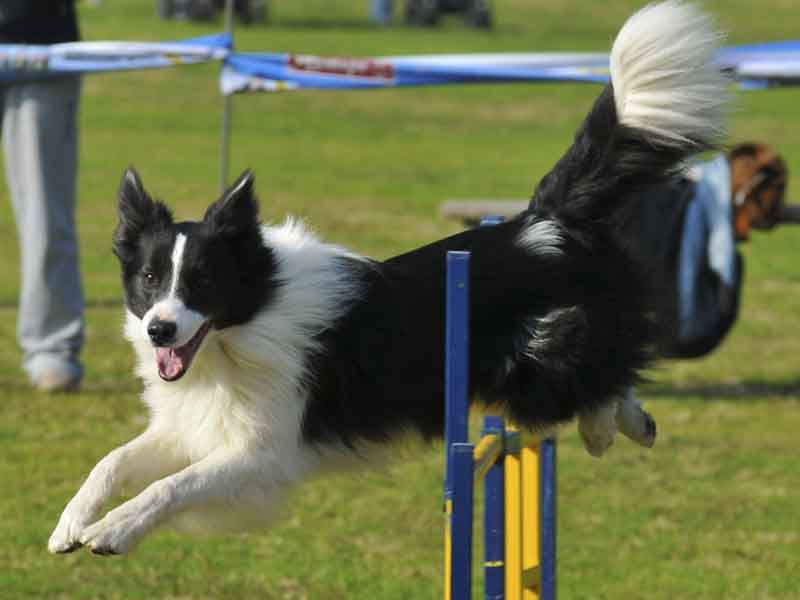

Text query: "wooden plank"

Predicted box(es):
[440, 199, 528, 225]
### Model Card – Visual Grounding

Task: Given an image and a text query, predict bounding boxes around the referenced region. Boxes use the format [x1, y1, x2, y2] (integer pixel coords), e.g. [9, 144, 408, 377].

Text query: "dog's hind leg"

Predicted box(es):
[615, 387, 656, 449]
[578, 401, 618, 457]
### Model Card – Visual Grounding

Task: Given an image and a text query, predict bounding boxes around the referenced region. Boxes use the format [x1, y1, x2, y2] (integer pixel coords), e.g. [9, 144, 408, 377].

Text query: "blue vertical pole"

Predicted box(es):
[479, 216, 504, 600]
[450, 442, 475, 600]
[540, 438, 557, 600]
[483, 416, 505, 600]
[444, 251, 471, 600]
[445, 251, 471, 492]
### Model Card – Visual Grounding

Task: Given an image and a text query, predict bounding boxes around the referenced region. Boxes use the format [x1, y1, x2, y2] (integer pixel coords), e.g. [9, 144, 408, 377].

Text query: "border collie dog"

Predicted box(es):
[50, 1, 728, 555]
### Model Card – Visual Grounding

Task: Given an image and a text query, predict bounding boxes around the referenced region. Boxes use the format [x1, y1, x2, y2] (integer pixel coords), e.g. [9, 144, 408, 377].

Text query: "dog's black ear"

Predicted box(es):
[117, 167, 173, 230]
[113, 167, 173, 261]
[204, 170, 259, 238]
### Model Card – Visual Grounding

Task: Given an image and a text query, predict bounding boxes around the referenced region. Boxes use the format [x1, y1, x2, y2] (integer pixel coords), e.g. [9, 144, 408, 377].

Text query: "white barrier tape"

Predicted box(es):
[0, 33, 230, 80]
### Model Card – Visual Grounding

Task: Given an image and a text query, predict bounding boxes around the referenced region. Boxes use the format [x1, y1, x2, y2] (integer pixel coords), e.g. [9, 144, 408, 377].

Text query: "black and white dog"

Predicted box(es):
[50, 1, 728, 555]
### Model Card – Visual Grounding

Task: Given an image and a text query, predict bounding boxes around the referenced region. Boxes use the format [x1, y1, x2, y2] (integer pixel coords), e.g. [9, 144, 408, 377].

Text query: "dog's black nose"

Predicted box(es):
[148, 319, 177, 346]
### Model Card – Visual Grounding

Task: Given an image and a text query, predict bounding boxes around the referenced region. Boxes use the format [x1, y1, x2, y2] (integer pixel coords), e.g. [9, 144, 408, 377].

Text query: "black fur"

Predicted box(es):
[113, 169, 177, 318]
[301, 83, 715, 447]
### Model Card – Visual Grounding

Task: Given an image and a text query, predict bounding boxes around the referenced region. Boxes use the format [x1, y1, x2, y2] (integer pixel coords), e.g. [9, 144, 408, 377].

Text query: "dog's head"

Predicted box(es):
[112, 168, 277, 382]
[728, 142, 788, 241]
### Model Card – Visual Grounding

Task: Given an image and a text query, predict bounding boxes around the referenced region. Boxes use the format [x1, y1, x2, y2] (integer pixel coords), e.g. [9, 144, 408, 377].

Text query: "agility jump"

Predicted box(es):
[443, 250, 556, 600]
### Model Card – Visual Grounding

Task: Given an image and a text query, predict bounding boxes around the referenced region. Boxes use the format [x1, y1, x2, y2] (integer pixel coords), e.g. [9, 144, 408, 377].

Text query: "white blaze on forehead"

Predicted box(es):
[169, 233, 188, 299]
[148, 232, 188, 321]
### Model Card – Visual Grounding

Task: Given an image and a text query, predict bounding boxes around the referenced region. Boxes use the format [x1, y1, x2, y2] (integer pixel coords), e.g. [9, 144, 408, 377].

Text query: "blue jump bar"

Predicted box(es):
[540, 438, 557, 600]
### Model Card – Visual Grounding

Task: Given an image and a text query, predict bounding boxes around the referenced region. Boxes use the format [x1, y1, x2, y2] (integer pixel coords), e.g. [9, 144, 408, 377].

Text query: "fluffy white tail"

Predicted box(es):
[530, 1, 730, 221]
[610, 1, 729, 148]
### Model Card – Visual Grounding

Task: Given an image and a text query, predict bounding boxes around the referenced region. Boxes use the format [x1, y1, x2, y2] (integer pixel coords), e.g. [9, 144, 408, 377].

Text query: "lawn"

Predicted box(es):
[0, 1, 799, 598]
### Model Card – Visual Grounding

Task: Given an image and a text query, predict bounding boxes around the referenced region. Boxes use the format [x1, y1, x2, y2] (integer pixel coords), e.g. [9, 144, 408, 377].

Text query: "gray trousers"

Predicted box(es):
[1, 76, 84, 381]
[370, 0, 393, 24]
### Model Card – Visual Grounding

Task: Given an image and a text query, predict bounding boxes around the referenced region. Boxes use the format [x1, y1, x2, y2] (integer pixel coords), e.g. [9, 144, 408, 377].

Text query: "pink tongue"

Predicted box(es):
[156, 347, 185, 380]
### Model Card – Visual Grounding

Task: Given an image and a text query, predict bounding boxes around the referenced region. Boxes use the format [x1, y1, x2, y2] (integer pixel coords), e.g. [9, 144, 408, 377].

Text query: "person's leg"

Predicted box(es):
[371, 0, 393, 24]
[2, 76, 84, 391]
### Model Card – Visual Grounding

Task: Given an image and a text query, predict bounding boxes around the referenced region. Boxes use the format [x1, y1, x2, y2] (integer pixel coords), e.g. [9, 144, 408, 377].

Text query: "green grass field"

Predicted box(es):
[1, 1, 799, 598]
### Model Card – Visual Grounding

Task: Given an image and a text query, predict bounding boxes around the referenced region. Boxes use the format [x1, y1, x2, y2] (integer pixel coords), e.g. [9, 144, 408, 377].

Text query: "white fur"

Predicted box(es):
[610, 0, 728, 147]
[517, 219, 564, 258]
[522, 306, 579, 361]
[49, 219, 366, 554]
[168, 233, 187, 297]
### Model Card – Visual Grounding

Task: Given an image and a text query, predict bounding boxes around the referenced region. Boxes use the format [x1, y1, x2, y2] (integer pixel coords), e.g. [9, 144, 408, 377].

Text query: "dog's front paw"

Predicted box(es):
[48, 506, 93, 554]
[79, 506, 149, 556]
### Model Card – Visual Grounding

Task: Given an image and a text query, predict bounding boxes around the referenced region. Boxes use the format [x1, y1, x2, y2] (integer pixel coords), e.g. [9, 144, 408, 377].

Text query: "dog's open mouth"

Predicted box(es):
[155, 321, 212, 382]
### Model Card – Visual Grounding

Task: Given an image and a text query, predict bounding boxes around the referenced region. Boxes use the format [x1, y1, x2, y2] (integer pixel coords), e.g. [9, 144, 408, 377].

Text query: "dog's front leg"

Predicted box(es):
[48, 429, 183, 554]
[78, 448, 275, 555]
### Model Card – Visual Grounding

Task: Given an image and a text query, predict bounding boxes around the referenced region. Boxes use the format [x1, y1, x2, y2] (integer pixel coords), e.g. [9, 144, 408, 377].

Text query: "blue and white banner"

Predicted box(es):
[0, 33, 230, 81]
[717, 41, 800, 88]
[219, 51, 610, 94]
[220, 40, 800, 95]
[0, 33, 797, 92]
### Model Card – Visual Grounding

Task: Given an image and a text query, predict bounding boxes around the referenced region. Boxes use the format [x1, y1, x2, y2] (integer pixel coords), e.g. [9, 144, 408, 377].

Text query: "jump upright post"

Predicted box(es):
[443, 249, 557, 600]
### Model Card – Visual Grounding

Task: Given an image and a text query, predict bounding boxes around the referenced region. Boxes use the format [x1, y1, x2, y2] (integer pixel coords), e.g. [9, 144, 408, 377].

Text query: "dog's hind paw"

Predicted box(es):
[618, 410, 656, 448]
[579, 428, 615, 457]
[616, 391, 657, 449]
[578, 403, 618, 458]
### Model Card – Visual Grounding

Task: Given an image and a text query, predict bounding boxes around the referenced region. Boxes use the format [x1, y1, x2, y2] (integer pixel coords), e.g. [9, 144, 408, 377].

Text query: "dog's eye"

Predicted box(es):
[142, 271, 159, 287]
